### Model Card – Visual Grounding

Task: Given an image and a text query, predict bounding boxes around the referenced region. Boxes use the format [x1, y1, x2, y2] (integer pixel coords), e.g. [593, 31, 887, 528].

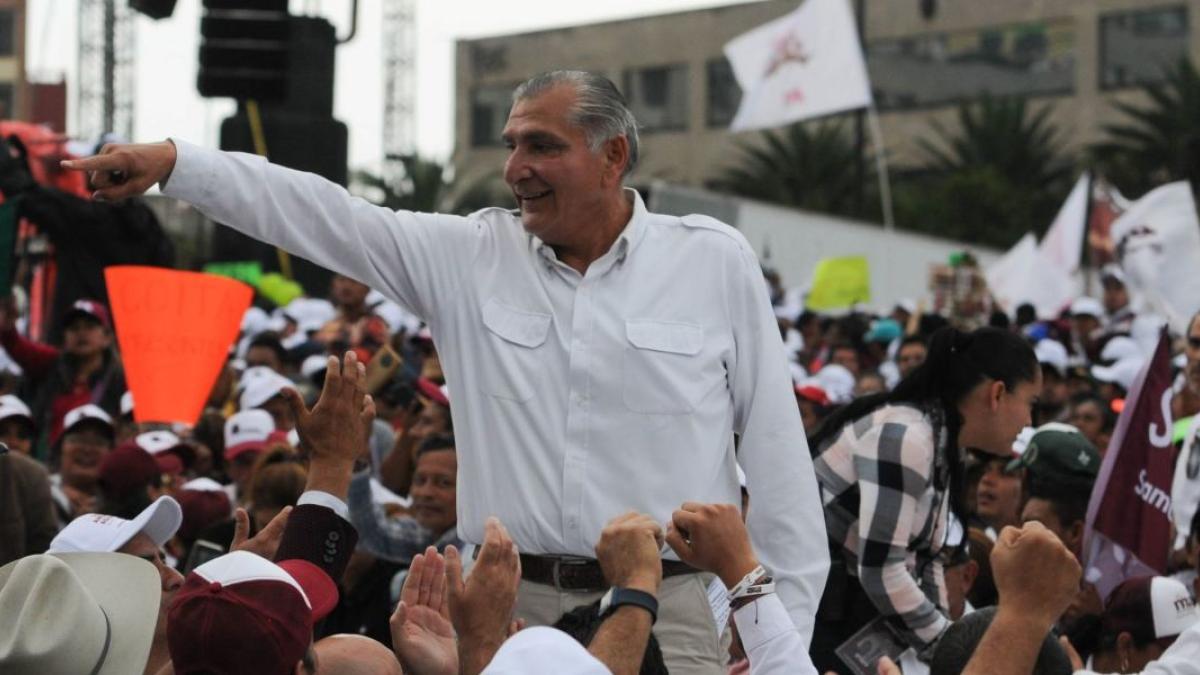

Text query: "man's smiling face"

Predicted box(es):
[501, 84, 612, 245]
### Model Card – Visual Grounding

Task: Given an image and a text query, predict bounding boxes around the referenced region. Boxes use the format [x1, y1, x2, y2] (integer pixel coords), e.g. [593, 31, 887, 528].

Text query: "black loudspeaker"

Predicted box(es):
[197, 0, 291, 101]
[129, 0, 178, 20]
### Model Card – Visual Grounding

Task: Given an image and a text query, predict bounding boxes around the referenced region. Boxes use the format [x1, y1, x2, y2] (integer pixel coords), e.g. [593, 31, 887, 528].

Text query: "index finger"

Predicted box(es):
[60, 154, 128, 172]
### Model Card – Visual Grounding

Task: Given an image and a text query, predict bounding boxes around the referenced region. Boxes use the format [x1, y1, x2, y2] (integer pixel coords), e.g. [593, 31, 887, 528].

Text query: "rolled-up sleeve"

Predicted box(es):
[726, 236, 829, 648]
[347, 471, 432, 563]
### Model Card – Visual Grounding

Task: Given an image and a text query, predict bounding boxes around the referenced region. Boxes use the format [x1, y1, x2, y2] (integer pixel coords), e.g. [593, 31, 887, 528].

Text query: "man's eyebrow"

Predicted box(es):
[501, 130, 565, 145]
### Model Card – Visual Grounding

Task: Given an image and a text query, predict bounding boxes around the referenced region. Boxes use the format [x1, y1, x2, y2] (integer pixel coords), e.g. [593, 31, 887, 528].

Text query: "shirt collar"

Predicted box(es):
[532, 188, 649, 266]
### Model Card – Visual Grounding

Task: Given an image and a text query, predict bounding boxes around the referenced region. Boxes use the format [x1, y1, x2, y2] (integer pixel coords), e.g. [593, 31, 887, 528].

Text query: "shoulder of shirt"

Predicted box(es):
[873, 404, 934, 428]
[466, 206, 520, 222]
[650, 211, 754, 254]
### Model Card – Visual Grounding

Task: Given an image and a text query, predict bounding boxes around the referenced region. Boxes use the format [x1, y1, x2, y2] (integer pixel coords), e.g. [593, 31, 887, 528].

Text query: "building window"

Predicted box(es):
[470, 84, 513, 147]
[623, 64, 689, 132]
[868, 19, 1075, 110]
[0, 10, 13, 57]
[707, 57, 741, 128]
[1100, 6, 1188, 89]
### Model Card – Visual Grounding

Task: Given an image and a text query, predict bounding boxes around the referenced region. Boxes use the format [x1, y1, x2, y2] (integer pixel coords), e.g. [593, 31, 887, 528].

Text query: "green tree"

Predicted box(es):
[895, 94, 1073, 247]
[708, 119, 866, 218]
[1091, 58, 1200, 197]
[351, 155, 511, 215]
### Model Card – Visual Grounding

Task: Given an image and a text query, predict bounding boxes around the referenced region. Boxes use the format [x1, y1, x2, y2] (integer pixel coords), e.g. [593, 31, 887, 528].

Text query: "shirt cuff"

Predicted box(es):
[298, 490, 350, 521]
[161, 138, 213, 202]
[732, 593, 797, 653]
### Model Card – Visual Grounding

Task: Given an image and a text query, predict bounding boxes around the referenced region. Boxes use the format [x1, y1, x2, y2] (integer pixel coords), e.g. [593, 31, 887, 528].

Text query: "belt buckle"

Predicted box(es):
[552, 556, 592, 592]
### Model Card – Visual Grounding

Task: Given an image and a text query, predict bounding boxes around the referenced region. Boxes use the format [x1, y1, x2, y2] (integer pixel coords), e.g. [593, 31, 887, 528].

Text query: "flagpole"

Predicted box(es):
[865, 105, 895, 233]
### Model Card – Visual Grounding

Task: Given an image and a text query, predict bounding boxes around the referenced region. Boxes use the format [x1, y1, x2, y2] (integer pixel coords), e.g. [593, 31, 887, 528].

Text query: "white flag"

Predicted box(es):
[724, 0, 872, 132]
[1038, 173, 1089, 272]
[986, 232, 1076, 319]
[1111, 181, 1200, 332]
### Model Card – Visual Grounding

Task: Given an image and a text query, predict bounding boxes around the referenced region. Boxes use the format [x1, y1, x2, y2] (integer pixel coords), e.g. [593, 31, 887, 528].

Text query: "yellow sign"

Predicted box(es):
[807, 256, 870, 310]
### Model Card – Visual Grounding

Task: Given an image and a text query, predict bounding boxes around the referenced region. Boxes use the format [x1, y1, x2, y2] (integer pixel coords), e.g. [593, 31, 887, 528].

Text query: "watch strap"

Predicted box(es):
[601, 587, 659, 624]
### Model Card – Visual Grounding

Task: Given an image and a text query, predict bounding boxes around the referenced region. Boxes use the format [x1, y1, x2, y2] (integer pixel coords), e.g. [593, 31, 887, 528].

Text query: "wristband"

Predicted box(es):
[726, 564, 767, 601]
[599, 587, 659, 625]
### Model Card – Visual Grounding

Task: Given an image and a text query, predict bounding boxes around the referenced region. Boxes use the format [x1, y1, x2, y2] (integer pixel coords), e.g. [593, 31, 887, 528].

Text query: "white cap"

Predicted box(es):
[239, 368, 296, 410]
[1101, 336, 1141, 363]
[815, 364, 855, 404]
[135, 430, 182, 455]
[62, 404, 114, 435]
[301, 354, 329, 379]
[1070, 297, 1105, 319]
[1151, 576, 1200, 638]
[283, 297, 336, 333]
[241, 306, 271, 337]
[1101, 263, 1128, 287]
[49, 496, 182, 553]
[224, 409, 278, 460]
[1034, 339, 1069, 376]
[120, 390, 134, 417]
[482, 626, 609, 674]
[0, 394, 32, 424]
[1092, 358, 1144, 390]
[895, 298, 917, 315]
[181, 477, 226, 493]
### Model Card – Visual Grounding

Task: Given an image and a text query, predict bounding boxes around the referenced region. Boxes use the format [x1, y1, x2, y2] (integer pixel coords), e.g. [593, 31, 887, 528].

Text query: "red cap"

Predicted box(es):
[175, 488, 233, 542]
[168, 551, 338, 675]
[794, 384, 831, 407]
[98, 443, 161, 499]
[416, 377, 449, 407]
[63, 299, 111, 330]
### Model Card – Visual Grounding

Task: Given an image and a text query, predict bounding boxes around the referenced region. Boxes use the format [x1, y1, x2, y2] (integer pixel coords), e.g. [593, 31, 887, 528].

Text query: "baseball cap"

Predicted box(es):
[62, 299, 111, 330]
[97, 443, 162, 499]
[49, 495, 182, 553]
[224, 409, 281, 461]
[416, 377, 450, 407]
[1103, 576, 1199, 644]
[1070, 297, 1104, 319]
[62, 404, 115, 438]
[175, 486, 233, 542]
[0, 552, 160, 675]
[794, 382, 831, 407]
[167, 550, 338, 675]
[238, 368, 296, 410]
[865, 318, 902, 344]
[0, 394, 33, 427]
[135, 430, 194, 475]
[1034, 339, 1069, 378]
[1101, 264, 1128, 287]
[1092, 357, 1144, 391]
[1005, 423, 1100, 487]
[815, 364, 855, 404]
[1100, 336, 1141, 363]
[482, 626, 610, 674]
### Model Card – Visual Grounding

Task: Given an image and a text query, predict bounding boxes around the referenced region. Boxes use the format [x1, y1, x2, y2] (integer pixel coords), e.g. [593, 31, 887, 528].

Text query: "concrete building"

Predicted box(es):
[453, 0, 1196, 189]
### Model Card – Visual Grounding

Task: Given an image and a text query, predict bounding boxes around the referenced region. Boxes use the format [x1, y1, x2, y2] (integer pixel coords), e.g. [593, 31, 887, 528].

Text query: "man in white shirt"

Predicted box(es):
[64, 69, 828, 674]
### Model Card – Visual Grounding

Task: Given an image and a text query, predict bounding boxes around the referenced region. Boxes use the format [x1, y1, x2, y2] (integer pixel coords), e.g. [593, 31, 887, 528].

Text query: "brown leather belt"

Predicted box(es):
[518, 554, 698, 592]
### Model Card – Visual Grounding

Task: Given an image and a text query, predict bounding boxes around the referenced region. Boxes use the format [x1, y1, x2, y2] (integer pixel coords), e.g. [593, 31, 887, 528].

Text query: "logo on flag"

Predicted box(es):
[724, 0, 872, 132]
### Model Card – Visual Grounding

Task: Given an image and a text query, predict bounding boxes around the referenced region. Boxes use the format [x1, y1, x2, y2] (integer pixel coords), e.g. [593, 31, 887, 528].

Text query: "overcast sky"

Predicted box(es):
[26, 0, 760, 171]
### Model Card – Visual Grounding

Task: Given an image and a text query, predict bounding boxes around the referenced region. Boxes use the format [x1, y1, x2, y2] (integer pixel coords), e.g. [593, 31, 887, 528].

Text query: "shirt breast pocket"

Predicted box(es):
[623, 319, 705, 415]
[480, 299, 552, 403]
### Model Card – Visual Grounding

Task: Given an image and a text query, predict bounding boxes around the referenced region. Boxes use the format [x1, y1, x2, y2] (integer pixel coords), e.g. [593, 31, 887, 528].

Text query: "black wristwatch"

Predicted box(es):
[598, 587, 658, 625]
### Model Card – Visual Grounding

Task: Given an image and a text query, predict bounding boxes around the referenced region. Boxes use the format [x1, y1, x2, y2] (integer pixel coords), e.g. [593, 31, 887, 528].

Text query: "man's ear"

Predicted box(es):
[601, 135, 630, 185]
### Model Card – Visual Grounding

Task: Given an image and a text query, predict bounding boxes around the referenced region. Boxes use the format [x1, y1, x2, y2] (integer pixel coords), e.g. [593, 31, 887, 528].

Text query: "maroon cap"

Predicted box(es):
[175, 488, 232, 542]
[63, 299, 111, 330]
[168, 551, 337, 675]
[416, 377, 449, 407]
[98, 443, 160, 499]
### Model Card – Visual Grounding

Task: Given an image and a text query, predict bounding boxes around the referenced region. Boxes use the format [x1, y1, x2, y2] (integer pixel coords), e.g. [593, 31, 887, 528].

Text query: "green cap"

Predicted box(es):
[1005, 423, 1100, 483]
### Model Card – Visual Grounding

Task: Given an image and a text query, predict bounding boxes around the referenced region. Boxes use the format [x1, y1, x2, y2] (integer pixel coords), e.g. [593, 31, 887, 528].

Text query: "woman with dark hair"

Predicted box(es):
[808, 326, 1041, 672]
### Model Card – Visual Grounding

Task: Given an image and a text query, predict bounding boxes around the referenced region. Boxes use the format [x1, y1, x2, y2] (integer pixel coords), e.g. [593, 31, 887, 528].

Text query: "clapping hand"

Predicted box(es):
[447, 518, 521, 675]
[390, 546, 457, 675]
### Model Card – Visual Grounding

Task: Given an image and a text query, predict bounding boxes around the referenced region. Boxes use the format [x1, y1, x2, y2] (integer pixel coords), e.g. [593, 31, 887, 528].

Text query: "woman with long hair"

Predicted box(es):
[808, 326, 1040, 672]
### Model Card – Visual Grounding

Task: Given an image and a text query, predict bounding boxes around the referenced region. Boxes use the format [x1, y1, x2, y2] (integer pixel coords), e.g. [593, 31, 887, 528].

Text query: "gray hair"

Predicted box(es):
[512, 70, 640, 177]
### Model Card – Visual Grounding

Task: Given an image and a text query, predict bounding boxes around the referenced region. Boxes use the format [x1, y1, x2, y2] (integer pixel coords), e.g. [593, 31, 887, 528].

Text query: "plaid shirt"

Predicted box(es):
[348, 472, 463, 563]
[813, 404, 952, 650]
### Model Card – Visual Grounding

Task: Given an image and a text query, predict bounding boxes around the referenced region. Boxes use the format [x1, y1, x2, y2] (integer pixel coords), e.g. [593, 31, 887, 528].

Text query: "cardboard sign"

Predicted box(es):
[105, 266, 252, 425]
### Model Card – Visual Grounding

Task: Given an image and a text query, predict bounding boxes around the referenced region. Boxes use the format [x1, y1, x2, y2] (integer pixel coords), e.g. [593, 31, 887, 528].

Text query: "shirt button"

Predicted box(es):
[567, 518, 578, 529]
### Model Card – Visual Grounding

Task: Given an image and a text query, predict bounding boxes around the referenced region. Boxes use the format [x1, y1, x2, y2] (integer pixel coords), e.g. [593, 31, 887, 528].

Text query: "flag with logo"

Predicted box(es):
[1083, 328, 1175, 601]
[724, 0, 872, 131]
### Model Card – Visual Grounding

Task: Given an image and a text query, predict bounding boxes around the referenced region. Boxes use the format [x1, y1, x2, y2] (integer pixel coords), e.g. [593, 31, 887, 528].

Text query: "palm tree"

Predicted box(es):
[352, 155, 511, 215]
[1091, 58, 1200, 197]
[894, 94, 1074, 247]
[708, 119, 865, 218]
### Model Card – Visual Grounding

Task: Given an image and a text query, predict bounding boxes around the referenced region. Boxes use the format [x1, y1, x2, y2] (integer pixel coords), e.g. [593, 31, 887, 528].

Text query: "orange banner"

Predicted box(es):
[105, 266, 252, 425]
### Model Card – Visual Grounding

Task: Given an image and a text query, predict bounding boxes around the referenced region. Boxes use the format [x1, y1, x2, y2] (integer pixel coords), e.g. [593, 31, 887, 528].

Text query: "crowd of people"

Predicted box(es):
[3, 68, 1200, 674]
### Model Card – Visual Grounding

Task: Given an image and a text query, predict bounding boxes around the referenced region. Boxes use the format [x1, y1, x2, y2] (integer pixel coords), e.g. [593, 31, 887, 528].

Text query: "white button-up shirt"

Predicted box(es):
[163, 139, 829, 642]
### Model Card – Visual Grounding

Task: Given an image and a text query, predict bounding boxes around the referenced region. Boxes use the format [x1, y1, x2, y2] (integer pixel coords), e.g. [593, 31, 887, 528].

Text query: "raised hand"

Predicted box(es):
[391, 547, 457, 675]
[285, 352, 375, 464]
[231, 506, 291, 559]
[446, 518, 521, 675]
[60, 141, 178, 201]
[594, 511, 664, 595]
[665, 502, 759, 588]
